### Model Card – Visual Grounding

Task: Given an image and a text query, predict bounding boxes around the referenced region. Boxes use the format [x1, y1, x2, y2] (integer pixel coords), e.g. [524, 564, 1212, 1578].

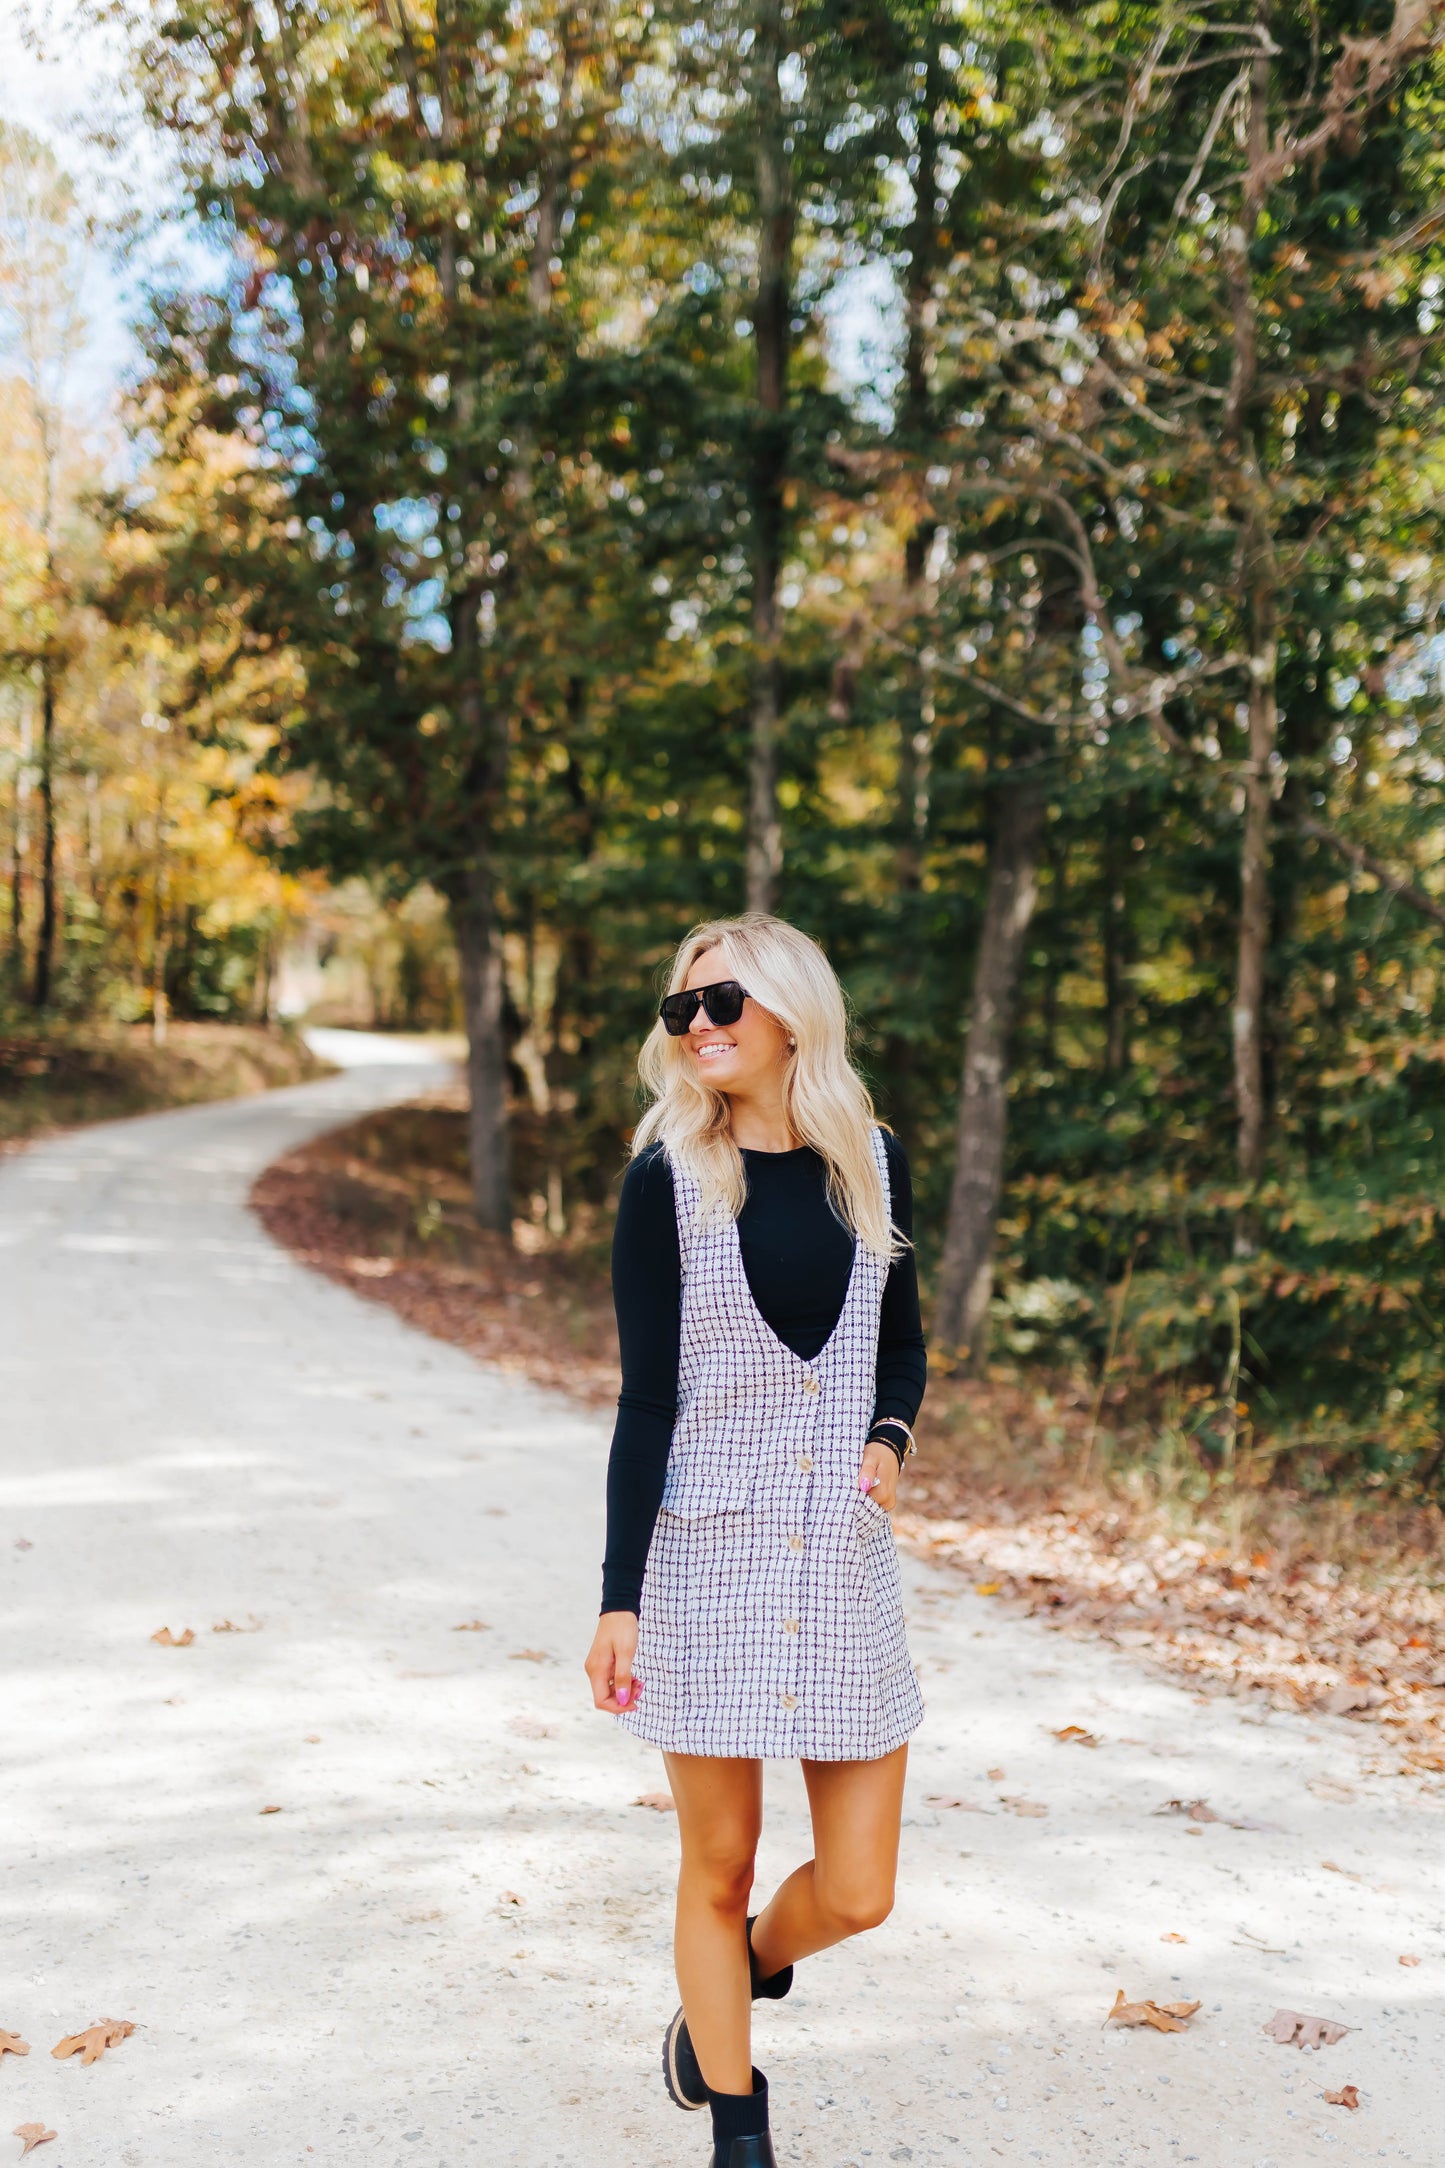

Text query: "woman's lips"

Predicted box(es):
[695, 1041, 735, 1060]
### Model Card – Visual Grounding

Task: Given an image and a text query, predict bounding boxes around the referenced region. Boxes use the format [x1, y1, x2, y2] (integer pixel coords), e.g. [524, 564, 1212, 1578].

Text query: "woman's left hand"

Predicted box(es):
[856, 1437, 901, 1512]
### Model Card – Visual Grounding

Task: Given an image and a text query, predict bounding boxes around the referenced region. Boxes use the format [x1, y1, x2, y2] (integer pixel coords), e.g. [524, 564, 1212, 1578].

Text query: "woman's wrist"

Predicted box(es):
[866, 1419, 910, 1468]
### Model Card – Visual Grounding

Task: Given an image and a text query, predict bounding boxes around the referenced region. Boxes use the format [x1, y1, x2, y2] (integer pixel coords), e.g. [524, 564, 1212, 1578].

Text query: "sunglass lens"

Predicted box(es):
[660, 991, 698, 1035]
[701, 981, 745, 1026]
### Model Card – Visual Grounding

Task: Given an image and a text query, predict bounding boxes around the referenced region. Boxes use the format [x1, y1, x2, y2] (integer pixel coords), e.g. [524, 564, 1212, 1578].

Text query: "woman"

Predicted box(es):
[584, 914, 926, 2168]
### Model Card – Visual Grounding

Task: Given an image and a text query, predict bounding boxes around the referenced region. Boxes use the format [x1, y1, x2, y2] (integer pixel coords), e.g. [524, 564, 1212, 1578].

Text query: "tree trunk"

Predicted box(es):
[1102, 824, 1131, 1077]
[746, 0, 793, 914]
[9, 704, 28, 985]
[933, 770, 1047, 1364]
[1233, 567, 1277, 1229]
[451, 856, 511, 1232]
[30, 661, 57, 1011]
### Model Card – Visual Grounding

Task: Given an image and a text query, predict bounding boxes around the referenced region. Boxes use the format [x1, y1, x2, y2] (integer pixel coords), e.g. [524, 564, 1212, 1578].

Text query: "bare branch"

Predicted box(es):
[1296, 814, 1445, 929]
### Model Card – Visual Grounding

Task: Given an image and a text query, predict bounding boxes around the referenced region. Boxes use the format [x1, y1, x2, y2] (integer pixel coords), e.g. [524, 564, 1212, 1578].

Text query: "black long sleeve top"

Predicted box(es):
[601, 1132, 927, 1614]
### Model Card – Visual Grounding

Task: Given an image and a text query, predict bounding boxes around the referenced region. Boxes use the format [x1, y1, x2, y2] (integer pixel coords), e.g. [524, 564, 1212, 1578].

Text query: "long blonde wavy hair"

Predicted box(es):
[631, 914, 904, 1260]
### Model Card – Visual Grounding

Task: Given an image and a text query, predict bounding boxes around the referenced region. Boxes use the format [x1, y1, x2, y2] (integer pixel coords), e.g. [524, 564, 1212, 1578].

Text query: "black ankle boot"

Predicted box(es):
[746, 1915, 793, 2002]
[709, 2136, 777, 2168]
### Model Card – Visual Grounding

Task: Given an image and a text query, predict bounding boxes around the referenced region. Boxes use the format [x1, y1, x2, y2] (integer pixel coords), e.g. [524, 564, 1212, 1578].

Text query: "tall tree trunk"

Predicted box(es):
[1223, 31, 1275, 1249]
[1102, 824, 1131, 1077]
[30, 661, 57, 1011]
[933, 769, 1047, 1363]
[1234, 560, 1277, 1222]
[9, 704, 28, 985]
[451, 855, 511, 1232]
[746, 0, 793, 913]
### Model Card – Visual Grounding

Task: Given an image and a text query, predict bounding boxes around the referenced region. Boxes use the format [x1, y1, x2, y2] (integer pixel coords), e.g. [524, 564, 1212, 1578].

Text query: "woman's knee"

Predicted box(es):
[679, 1833, 759, 1915]
[816, 1869, 894, 1937]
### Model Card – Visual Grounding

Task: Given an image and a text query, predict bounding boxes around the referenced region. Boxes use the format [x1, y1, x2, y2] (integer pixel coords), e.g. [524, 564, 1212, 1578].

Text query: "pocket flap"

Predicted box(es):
[660, 1463, 755, 1519]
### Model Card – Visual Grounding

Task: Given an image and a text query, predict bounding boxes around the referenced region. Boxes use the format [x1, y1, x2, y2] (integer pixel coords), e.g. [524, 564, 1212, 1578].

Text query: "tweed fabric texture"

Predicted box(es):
[618, 1125, 924, 1761]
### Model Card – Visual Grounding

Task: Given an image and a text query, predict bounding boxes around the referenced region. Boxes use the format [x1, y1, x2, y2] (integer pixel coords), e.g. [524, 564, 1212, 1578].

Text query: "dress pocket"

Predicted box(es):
[660, 1465, 756, 1519]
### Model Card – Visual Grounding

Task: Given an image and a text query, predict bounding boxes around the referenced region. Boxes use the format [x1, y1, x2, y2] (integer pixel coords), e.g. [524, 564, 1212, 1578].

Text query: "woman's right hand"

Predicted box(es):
[585, 1610, 642, 1714]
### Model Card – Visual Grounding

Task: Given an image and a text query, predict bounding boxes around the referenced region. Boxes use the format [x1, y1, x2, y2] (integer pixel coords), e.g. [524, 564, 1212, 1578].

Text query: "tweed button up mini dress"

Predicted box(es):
[618, 1124, 925, 1762]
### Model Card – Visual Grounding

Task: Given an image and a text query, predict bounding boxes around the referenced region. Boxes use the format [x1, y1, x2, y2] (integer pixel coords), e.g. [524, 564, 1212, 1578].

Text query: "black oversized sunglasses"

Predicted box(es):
[658, 978, 752, 1035]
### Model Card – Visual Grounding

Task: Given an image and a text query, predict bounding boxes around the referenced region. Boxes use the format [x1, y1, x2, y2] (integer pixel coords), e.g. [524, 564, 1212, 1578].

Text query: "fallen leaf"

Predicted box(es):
[986, 1766, 1006, 1782]
[508, 1716, 555, 1740]
[1308, 1776, 1356, 1802]
[452, 1619, 490, 1632]
[509, 1649, 549, 1663]
[1155, 1797, 1219, 1823]
[1262, 2009, 1351, 2050]
[12, 2126, 55, 2156]
[51, 2018, 135, 2065]
[926, 1794, 990, 1812]
[211, 1617, 261, 1633]
[259, 1804, 283, 1815]
[1052, 1724, 1100, 1748]
[303, 1734, 321, 1744]
[1321, 1860, 1361, 1880]
[1398, 1954, 1420, 1968]
[0, 2033, 29, 2060]
[348, 1255, 395, 1277]
[999, 1795, 1049, 1817]
[1323, 2085, 1360, 2109]
[974, 1581, 1002, 1596]
[13, 1538, 32, 1552]
[1160, 1932, 1187, 1944]
[500, 1890, 524, 1906]
[150, 1627, 194, 1647]
[633, 1792, 675, 1812]
[1106, 1989, 1200, 2033]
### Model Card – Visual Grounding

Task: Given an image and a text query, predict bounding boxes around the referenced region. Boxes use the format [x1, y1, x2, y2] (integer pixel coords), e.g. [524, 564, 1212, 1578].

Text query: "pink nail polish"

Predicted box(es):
[617, 1687, 630, 1707]
[859, 1473, 876, 1492]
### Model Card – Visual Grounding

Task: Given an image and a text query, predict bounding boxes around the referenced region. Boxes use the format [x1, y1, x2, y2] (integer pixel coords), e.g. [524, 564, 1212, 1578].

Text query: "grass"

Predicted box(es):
[0, 1019, 331, 1147]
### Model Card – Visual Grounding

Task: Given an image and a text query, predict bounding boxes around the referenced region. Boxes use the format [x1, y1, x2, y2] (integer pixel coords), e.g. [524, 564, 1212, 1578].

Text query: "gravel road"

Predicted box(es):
[1, 1035, 1439, 2168]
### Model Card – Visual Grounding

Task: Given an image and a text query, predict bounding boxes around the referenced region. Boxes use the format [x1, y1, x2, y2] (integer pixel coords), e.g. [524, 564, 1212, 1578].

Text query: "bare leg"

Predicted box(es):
[748, 1744, 907, 1979]
[663, 1751, 763, 2096]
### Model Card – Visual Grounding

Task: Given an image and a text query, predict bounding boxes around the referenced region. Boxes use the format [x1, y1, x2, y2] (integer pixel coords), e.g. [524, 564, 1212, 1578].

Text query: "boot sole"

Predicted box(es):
[662, 2004, 708, 2111]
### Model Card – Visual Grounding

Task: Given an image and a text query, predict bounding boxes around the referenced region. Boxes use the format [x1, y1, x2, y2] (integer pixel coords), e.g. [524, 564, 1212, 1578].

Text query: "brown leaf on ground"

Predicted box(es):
[1262, 2009, 1351, 2049]
[974, 1581, 1002, 1596]
[452, 1619, 490, 1632]
[985, 1766, 1006, 1782]
[999, 1795, 1049, 1817]
[926, 1794, 990, 1812]
[1323, 2085, 1360, 2109]
[259, 1804, 283, 1815]
[1052, 1724, 1100, 1747]
[1160, 1932, 1187, 1944]
[0, 2033, 29, 2060]
[1106, 1990, 1201, 2032]
[1321, 1859, 1361, 1879]
[633, 1792, 675, 1812]
[211, 1617, 261, 1633]
[508, 1716, 555, 1740]
[12, 2125, 56, 2155]
[150, 1627, 194, 1647]
[500, 1890, 524, 1906]
[1398, 1953, 1421, 1967]
[1155, 1797, 1219, 1823]
[509, 1649, 549, 1663]
[51, 2019, 135, 2065]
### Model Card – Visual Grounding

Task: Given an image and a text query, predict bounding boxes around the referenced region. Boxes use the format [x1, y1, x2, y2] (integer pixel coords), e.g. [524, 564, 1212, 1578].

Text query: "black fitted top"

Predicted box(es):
[601, 1133, 927, 1614]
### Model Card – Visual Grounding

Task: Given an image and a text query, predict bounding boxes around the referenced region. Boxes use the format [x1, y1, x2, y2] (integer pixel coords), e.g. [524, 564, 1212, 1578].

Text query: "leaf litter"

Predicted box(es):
[1262, 2009, 1352, 2049]
[149, 1627, 193, 1647]
[51, 2019, 134, 2065]
[633, 1792, 675, 1812]
[12, 2126, 55, 2155]
[1324, 2085, 1360, 2108]
[1106, 1990, 1201, 2033]
[0, 2034, 28, 2061]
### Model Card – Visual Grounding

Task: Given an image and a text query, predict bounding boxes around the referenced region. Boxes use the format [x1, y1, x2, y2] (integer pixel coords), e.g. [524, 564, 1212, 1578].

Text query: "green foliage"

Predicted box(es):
[109, 0, 1445, 1496]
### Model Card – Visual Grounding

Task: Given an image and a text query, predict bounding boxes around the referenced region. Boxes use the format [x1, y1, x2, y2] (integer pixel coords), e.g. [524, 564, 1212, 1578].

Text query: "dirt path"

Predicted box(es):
[0, 1037, 1438, 2167]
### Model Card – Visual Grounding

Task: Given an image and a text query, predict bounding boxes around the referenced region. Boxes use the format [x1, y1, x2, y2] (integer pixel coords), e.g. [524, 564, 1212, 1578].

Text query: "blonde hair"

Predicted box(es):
[631, 913, 904, 1260]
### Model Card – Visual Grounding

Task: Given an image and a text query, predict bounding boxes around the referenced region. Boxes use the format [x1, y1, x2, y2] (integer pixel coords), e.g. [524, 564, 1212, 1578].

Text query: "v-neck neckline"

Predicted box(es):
[728, 1156, 862, 1372]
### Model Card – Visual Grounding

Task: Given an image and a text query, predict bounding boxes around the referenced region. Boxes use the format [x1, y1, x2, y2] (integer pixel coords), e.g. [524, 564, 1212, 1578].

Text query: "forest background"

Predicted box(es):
[4, 0, 1445, 1538]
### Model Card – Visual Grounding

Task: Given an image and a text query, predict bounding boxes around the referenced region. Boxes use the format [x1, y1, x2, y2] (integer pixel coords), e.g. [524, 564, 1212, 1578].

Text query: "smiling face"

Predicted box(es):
[681, 945, 792, 1100]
